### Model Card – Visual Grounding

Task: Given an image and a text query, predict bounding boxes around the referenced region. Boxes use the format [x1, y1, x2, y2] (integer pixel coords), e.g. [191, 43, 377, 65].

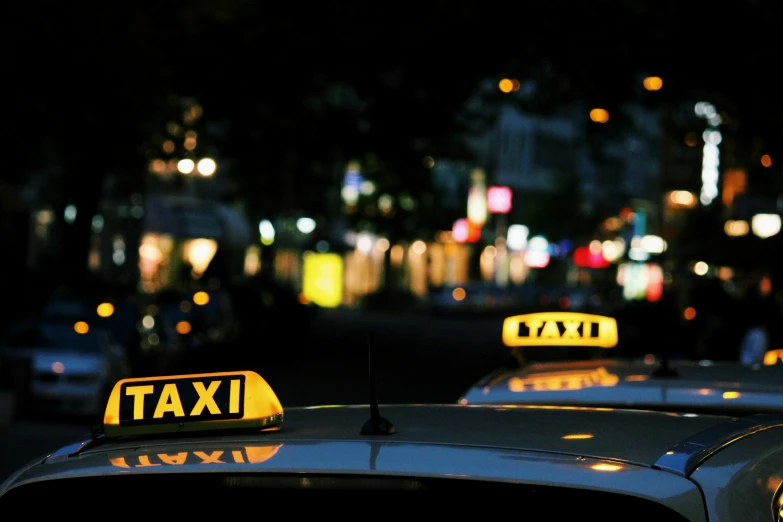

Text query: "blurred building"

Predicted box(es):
[431, 160, 473, 212]
[88, 194, 255, 293]
[470, 102, 663, 214]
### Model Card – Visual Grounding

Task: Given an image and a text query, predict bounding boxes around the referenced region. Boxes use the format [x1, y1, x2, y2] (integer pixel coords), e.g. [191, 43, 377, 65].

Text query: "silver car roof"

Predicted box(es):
[461, 359, 783, 413]
[2, 404, 764, 472]
[4, 404, 783, 522]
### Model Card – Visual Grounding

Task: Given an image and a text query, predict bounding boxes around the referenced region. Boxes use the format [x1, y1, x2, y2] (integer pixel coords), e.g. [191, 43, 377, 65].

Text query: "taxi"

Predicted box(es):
[0, 365, 781, 521]
[460, 312, 783, 416]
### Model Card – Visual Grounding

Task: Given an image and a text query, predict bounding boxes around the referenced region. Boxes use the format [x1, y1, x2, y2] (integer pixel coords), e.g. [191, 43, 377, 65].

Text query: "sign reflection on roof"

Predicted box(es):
[109, 445, 283, 468]
[508, 367, 620, 392]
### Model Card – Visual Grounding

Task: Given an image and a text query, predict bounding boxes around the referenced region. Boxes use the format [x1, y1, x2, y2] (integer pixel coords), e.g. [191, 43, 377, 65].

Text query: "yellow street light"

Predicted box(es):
[643, 76, 663, 91]
[177, 159, 195, 174]
[96, 302, 114, 318]
[589, 108, 609, 123]
[197, 158, 216, 176]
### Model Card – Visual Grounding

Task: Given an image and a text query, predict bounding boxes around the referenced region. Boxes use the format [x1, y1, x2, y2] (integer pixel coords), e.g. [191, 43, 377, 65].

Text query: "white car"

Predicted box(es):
[0, 369, 781, 521]
[0, 320, 130, 418]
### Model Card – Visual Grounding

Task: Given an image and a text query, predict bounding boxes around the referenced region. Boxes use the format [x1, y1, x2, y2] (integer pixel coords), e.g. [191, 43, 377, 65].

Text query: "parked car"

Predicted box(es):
[0, 319, 130, 419]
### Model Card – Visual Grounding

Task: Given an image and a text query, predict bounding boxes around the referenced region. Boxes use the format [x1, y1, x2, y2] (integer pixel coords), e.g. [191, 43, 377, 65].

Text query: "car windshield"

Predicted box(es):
[1, 323, 103, 354]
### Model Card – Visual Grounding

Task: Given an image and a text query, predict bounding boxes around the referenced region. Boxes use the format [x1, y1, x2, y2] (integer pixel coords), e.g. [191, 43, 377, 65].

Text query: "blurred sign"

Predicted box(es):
[524, 250, 549, 268]
[646, 264, 663, 302]
[617, 262, 662, 302]
[302, 253, 343, 308]
[722, 170, 746, 207]
[506, 224, 529, 251]
[467, 168, 487, 225]
[573, 246, 609, 269]
[486, 186, 512, 214]
[467, 186, 487, 225]
[452, 219, 481, 243]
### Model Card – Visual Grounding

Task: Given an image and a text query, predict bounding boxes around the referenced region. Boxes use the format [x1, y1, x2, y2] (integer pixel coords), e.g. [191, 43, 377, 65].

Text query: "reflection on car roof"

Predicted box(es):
[461, 358, 783, 412]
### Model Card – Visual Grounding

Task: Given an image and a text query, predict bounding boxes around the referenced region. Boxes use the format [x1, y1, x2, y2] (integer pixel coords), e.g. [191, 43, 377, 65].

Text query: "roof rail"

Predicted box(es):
[654, 414, 783, 477]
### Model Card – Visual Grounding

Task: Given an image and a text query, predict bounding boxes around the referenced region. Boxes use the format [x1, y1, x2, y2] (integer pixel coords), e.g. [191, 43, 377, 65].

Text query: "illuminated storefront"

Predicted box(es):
[90, 194, 254, 293]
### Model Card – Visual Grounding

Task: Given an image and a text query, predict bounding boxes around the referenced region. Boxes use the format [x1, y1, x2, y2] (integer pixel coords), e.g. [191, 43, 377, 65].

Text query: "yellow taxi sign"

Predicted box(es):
[103, 371, 283, 437]
[763, 349, 783, 366]
[502, 312, 618, 348]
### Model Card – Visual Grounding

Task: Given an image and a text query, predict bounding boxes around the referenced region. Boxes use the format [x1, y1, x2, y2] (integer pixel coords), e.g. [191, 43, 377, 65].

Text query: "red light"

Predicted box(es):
[573, 246, 610, 269]
[646, 264, 663, 302]
[453, 219, 482, 243]
[573, 246, 591, 267]
[486, 186, 512, 214]
[466, 221, 481, 242]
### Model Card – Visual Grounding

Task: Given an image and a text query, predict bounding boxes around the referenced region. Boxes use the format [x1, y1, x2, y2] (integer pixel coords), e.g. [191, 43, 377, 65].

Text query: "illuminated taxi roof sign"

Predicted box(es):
[103, 371, 283, 437]
[502, 312, 618, 348]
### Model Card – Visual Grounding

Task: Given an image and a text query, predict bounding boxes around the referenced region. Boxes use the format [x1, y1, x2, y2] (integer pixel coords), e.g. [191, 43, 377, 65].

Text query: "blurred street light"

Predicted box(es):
[695, 102, 722, 205]
[259, 219, 275, 245]
[296, 217, 316, 234]
[752, 214, 781, 238]
[64, 204, 77, 223]
[498, 78, 520, 93]
[761, 154, 773, 167]
[589, 108, 609, 123]
[724, 220, 749, 237]
[177, 158, 195, 174]
[643, 76, 663, 91]
[96, 302, 114, 318]
[197, 157, 216, 176]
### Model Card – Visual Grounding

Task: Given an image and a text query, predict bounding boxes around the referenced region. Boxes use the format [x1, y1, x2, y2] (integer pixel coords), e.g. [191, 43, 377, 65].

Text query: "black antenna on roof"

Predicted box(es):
[652, 349, 679, 377]
[360, 331, 396, 435]
[652, 307, 679, 377]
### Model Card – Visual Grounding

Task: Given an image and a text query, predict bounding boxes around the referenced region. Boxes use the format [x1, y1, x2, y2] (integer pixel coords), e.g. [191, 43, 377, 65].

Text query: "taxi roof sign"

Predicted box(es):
[103, 371, 283, 437]
[502, 312, 618, 349]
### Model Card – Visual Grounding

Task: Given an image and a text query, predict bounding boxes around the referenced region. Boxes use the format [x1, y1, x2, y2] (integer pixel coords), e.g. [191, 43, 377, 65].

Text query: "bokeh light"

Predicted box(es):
[643, 76, 663, 91]
[589, 108, 609, 123]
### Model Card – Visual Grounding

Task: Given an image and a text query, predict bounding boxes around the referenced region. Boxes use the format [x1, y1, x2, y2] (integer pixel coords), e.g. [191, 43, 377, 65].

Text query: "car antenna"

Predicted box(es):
[652, 312, 679, 378]
[652, 349, 678, 377]
[360, 331, 396, 435]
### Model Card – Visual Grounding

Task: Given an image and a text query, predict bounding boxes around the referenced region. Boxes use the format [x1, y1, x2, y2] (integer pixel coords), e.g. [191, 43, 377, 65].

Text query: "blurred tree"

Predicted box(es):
[4, 0, 782, 293]
[5, 1, 183, 289]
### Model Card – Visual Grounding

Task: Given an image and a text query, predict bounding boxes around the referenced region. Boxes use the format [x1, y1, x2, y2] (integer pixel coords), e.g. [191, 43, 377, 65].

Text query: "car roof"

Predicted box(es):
[6, 402, 782, 522]
[45, 404, 736, 467]
[461, 359, 783, 413]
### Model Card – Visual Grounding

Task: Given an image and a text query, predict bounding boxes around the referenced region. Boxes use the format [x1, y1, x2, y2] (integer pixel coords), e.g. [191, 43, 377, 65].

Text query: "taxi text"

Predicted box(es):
[503, 312, 618, 348]
[119, 375, 245, 425]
